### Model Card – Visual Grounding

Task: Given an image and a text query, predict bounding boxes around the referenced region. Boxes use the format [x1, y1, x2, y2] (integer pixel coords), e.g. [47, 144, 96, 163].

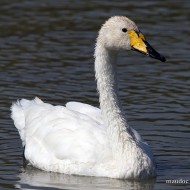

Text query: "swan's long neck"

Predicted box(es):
[95, 44, 135, 165]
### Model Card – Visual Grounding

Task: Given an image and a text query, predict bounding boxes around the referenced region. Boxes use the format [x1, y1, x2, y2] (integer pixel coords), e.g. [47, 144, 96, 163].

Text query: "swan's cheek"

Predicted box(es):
[111, 38, 131, 51]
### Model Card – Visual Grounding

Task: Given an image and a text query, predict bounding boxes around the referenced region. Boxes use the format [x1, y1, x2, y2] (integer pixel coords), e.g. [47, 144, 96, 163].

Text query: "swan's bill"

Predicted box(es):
[128, 30, 166, 62]
[144, 40, 166, 62]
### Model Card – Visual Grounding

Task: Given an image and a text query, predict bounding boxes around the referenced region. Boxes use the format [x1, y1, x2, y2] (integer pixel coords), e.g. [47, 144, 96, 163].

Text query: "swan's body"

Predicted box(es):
[11, 16, 165, 179]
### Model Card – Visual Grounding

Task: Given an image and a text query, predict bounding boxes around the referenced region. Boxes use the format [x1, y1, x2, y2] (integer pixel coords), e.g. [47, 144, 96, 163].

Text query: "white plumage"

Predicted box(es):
[12, 98, 114, 176]
[11, 16, 166, 179]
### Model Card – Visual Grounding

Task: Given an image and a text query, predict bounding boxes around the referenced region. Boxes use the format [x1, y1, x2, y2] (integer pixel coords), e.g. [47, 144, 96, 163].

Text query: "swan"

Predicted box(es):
[11, 16, 166, 179]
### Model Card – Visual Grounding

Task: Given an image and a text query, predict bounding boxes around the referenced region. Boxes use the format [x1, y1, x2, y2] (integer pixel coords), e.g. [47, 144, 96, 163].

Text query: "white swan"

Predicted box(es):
[11, 16, 165, 179]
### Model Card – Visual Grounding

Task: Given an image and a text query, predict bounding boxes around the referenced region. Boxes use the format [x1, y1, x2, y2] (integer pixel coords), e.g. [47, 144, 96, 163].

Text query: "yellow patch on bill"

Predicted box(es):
[127, 30, 147, 53]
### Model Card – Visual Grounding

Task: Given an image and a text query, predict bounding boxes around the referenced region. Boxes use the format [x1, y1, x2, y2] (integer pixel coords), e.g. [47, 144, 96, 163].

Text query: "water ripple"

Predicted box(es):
[0, 0, 189, 190]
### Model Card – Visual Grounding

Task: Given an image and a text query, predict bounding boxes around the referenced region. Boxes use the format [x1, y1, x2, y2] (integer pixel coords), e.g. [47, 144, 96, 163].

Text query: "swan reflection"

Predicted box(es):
[16, 166, 155, 190]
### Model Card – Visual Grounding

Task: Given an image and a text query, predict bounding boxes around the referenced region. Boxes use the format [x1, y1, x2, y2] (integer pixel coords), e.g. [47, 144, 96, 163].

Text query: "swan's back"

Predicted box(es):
[11, 98, 114, 176]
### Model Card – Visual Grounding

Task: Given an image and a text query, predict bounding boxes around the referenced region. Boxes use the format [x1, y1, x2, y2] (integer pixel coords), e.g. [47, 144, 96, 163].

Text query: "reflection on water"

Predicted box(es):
[16, 166, 155, 190]
[0, 0, 190, 190]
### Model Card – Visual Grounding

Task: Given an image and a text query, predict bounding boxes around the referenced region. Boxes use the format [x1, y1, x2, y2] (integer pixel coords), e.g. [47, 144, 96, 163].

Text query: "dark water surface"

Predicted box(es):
[0, 1, 189, 190]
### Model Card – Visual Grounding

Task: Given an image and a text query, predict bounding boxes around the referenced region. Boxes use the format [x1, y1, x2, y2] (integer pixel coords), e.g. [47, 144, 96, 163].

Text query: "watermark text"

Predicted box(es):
[166, 179, 189, 184]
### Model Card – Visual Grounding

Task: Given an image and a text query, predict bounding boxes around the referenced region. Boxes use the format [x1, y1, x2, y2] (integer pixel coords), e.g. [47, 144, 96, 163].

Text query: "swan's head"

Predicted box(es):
[97, 16, 166, 62]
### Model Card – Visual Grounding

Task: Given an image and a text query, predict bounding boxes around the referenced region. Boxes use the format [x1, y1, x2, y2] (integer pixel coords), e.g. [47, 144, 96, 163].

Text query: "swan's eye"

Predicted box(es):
[122, 28, 127, 33]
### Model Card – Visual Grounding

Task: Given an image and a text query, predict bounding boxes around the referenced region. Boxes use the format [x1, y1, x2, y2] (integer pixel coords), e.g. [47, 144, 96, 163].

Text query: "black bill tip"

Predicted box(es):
[145, 41, 166, 62]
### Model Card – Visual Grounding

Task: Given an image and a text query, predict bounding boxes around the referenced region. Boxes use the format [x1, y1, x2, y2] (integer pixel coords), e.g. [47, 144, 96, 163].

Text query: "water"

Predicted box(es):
[0, 0, 189, 190]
